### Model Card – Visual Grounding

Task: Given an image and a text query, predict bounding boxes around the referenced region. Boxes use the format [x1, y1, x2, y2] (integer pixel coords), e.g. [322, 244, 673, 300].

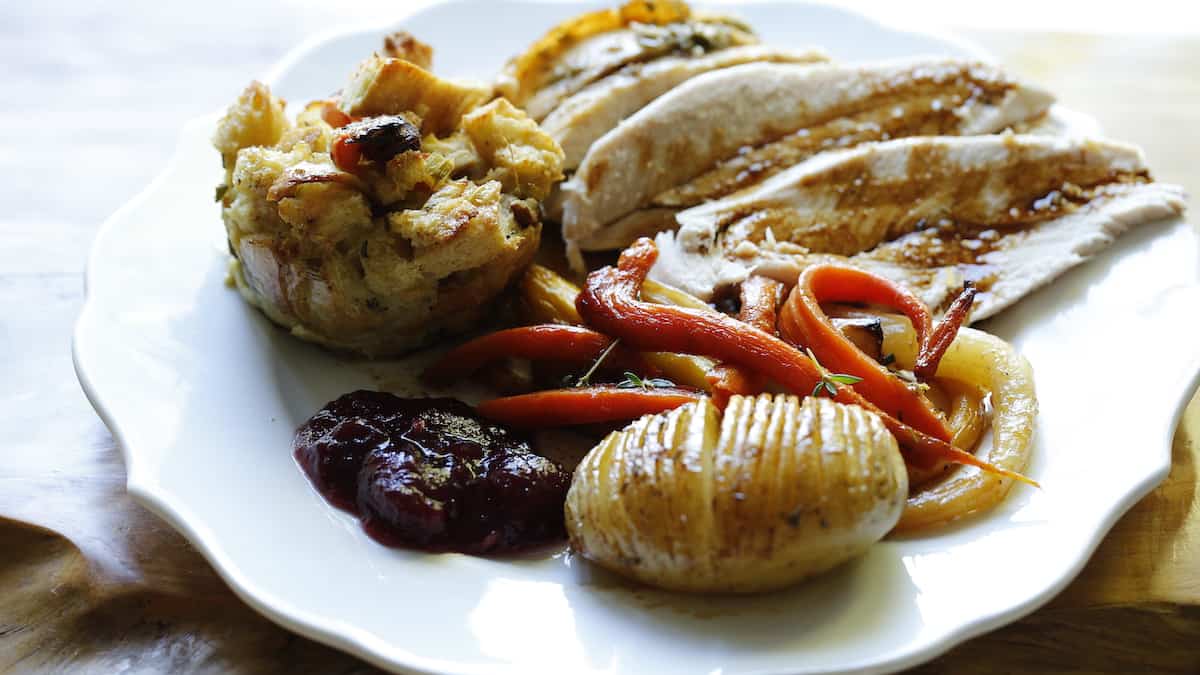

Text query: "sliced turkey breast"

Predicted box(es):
[544, 45, 828, 170]
[497, 0, 758, 122]
[562, 58, 1055, 253]
[649, 134, 1186, 320]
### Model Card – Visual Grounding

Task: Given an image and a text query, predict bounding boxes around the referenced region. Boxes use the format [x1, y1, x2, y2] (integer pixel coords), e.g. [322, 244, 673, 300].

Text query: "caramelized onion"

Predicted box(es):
[872, 316, 1038, 532]
[909, 378, 990, 488]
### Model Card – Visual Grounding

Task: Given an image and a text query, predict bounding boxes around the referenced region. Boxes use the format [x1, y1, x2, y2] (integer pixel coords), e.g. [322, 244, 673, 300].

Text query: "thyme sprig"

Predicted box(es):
[574, 338, 622, 387]
[805, 348, 863, 398]
[617, 371, 675, 390]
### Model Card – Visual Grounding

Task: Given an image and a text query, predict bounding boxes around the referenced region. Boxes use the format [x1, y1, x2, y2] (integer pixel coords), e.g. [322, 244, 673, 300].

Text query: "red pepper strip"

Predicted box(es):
[423, 325, 651, 384]
[708, 276, 783, 408]
[476, 386, 702, 428]
[577, 238, 1033, 485]
[914, 282, 977, 380]
[331, 134, 362, 173]
[778, 265, 952, 441]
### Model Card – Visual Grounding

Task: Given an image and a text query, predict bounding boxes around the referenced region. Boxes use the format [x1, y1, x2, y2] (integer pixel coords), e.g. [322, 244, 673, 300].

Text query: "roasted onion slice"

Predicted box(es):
[566, 394, 908, 593]
[875, 317, 1038, 532]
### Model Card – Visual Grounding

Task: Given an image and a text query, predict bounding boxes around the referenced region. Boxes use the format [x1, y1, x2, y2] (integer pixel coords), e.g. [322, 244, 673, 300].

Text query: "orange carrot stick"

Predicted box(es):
[477, 386, 702, 428]
[778, 265, 951, 440]
[738, 275, 785, 334]
[706, 366, 759, 410]
[320, 100, 354, 128]
[915, 282, 977, 379]
[577, 238, 1031, 484]
[707, 276, 782, 408]
[330, 135, 362, 172]
[423, 325, 650, 384]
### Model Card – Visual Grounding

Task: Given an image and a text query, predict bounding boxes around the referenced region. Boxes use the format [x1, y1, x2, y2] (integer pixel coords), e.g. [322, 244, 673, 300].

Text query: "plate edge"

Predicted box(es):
[67, 1, 1192, 674]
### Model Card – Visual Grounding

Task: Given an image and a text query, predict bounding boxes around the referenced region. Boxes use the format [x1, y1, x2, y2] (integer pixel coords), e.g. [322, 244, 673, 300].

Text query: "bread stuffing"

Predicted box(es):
[213, 38, 564, 357]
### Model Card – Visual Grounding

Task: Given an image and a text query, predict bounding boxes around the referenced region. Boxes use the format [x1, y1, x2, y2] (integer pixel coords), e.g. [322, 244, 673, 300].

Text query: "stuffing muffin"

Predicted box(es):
[213, 39, 565, 357]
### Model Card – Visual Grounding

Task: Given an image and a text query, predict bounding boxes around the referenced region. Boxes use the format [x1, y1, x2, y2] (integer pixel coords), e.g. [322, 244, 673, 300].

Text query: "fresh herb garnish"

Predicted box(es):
[575, 338, 621, 387]
[617, 371, 675, 390]
[805, 348, 863, 398]
[810, 373, 864, 398]
[618, 371, 645, 388]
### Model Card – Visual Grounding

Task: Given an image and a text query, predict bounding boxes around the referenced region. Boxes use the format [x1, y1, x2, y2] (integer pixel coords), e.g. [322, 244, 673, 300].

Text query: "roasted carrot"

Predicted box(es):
[914, 282, 977, 379]
[707, 275, 782, 408]
[577, 241, 828, 400]
[330, 134, 362, 172]
[320, 100, 354, 128]
[577, 238, 1031, 484]
[423, 325, 650, 384]
[737, 275, 785, 334]
[778, 265, 951, 440]
[706, 366, 759, 410]
[477, 386, 703, 428]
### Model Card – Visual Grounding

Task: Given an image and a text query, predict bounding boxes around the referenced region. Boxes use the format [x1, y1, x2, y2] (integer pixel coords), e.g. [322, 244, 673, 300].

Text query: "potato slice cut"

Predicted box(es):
[566, 394, 907, 593]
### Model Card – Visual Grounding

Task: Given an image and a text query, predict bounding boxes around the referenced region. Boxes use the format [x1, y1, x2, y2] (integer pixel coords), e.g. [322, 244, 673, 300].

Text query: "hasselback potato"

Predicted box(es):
[565, 394, 907, 593]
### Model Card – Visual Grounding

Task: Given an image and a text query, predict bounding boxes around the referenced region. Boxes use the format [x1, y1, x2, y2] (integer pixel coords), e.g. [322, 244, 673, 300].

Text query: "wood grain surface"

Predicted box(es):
[1, 3, 1198, 672]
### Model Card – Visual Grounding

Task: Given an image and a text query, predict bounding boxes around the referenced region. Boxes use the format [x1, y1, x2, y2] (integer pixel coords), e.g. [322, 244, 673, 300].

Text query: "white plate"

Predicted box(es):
[74, 2, 1198, 673]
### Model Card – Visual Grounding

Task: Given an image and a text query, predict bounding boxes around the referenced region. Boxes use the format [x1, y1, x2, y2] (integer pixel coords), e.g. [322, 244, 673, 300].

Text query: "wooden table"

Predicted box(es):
[1, 4, 1197, 672]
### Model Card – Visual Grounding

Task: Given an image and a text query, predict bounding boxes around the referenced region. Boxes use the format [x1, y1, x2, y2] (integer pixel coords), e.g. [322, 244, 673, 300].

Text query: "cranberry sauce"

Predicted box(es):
[294, 390, 571, 554]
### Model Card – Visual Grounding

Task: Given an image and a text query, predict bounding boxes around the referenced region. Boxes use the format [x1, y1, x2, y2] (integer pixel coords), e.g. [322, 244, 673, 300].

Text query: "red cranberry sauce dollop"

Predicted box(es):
[294, 390, 570, 554]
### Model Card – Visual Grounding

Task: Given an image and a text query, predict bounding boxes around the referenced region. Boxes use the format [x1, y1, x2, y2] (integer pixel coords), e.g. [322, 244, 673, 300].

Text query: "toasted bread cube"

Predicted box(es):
[340, 55, 491, 136]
